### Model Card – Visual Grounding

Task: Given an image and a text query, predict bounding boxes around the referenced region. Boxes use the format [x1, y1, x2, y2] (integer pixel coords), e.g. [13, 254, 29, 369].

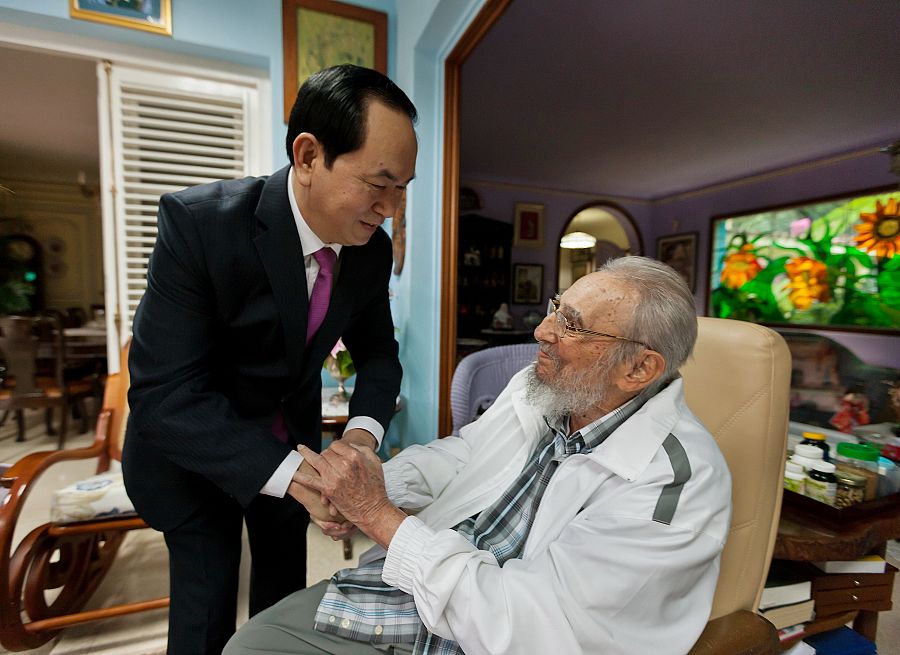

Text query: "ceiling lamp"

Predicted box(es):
[560, 231, 597, 249]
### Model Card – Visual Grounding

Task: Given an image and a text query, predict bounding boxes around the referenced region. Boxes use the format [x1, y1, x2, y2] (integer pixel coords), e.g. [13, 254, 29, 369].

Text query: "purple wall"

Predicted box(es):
[650, 150, 900, 369]
[462, 149, 900, 369]
[459, 181, 652, 323]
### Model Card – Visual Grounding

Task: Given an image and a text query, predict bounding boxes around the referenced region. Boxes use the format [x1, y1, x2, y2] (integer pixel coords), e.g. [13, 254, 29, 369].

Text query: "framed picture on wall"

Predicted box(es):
[69, 0, 172, 35]
[513, 203, 545, 249]
[282, 0, 387, 121]
[656, 232, 697, 292]
[708, 187, 900, 333]
[513, 263, 543, 304]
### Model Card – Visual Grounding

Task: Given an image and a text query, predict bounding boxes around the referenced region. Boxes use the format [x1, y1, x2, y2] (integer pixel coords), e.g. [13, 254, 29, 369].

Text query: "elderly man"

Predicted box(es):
[225, 256, 732, 655]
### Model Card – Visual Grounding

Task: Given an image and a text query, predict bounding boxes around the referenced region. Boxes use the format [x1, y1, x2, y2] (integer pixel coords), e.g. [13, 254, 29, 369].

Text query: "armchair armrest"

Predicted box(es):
[688, 610, 779, 655]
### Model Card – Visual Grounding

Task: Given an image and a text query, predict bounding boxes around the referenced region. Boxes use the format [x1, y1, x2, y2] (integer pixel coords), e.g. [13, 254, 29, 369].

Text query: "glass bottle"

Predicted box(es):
[805, 460, 837, 505]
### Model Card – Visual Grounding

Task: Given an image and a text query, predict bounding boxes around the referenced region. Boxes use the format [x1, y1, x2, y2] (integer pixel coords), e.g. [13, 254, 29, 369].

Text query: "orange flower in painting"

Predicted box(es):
[855, 198, 900, 259]
[720, 244, 763, 288]
[784, 257, 830, 310]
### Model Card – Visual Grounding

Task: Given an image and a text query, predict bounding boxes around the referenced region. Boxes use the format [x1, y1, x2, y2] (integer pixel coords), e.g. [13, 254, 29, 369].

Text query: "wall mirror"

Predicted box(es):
[557, 204, 642, 291]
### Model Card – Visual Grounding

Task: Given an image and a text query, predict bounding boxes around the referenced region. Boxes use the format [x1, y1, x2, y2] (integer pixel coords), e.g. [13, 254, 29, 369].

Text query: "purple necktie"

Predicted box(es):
[307, 247, 337, 344]
[272, 247, 338, 443]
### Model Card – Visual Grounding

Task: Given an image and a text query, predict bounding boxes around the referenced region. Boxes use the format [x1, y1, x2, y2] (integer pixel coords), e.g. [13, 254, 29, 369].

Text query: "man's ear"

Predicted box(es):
[621, 350, 667, 393]
[292, 133, 320, 186]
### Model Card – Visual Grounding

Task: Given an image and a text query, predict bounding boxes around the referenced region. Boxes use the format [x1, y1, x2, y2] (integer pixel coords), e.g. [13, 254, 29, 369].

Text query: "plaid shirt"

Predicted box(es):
[314, 399, 642, 653]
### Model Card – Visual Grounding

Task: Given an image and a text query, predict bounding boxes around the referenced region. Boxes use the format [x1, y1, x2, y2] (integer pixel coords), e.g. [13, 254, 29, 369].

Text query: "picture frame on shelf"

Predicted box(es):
[282, 0, 387, 121]
[656, 231, 698, 292]
[513, 263, 543, 304]
[69, 0, 172, 35]
[513, 203, 545, 249]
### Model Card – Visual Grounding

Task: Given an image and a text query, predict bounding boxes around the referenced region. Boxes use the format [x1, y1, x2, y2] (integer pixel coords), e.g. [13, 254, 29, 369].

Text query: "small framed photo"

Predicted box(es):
[656, 232, 698, 292]
[513, 203, 545, 249]
[69, 0, 172, 36]
[282, 0, 388, 121]
[513, 263, 543, 305]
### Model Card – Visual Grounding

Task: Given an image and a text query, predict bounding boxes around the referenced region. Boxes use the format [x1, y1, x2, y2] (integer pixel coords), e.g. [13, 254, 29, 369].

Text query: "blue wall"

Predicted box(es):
[0, 0, 397, 173]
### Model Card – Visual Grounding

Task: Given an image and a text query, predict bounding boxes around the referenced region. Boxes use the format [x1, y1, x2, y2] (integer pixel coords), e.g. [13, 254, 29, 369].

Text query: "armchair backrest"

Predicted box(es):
[680, 317, 791, 618]
[449, 342, 539, 435]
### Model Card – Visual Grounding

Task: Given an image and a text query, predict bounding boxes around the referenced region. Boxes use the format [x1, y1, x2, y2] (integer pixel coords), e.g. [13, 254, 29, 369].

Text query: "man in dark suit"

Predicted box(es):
[123, 65, 417, 655]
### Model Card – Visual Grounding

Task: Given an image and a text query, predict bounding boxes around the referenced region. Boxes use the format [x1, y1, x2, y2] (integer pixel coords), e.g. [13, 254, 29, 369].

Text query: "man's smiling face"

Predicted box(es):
[299, 100, 417, 246]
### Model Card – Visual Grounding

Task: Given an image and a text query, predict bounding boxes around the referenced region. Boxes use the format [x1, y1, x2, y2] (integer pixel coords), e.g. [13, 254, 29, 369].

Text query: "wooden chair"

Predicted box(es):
[0, 342, 168, 651]
[0, 315, 96, 448]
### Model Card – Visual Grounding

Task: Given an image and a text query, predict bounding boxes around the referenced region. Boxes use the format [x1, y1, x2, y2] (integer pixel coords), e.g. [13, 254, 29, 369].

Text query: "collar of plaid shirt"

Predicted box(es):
[313, 396, 646, 653]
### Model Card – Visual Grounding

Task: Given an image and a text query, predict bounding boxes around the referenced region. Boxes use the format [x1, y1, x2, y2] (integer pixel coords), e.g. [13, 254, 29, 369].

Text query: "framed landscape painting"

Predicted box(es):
[708, 188, 900, 333]
[282, 0, 387, 120]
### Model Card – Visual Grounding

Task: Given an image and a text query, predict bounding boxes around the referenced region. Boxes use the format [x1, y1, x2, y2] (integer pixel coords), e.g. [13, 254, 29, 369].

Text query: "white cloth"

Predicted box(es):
[378, 370, 732, 655]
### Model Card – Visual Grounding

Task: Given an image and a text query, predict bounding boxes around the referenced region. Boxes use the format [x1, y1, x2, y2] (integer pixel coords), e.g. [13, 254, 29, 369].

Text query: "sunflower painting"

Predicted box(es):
[709, 190, 900, 331]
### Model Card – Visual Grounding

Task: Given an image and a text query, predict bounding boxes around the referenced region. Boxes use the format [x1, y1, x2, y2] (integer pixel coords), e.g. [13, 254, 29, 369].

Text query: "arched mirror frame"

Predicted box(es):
[555, 201, 645, 293]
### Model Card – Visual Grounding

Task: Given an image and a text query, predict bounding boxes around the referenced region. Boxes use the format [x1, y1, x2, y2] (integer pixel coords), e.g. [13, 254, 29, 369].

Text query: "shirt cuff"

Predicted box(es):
[259, 449, 304, 498]
[345, 415, 384, 448]
[382, 515, 434, 593]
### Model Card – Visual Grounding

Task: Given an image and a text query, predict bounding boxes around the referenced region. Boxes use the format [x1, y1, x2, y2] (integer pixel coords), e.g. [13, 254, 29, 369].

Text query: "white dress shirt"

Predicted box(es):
[260, 168, 385, 498]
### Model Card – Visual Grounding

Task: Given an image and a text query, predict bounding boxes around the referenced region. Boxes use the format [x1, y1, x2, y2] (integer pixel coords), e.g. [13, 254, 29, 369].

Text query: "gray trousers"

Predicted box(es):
[223, 580, 415, 655]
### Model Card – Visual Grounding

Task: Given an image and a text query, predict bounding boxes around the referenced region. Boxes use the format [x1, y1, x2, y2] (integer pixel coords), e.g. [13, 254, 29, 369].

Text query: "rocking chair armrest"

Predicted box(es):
[0, 409, 113, 531]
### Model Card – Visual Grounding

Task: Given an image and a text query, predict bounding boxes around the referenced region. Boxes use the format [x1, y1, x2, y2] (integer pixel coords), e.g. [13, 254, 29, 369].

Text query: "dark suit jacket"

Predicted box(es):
[122, 165, 402, 532]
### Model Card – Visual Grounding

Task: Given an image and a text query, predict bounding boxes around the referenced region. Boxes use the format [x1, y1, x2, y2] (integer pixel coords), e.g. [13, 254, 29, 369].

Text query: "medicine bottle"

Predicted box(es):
[834, 442, 880, 500]
[834, 470, 866, 508]
[799, 431, 830, 461]
[791, 444, 824, 471]
[805, 460, 837, 505]
[783, 467, 805, 494]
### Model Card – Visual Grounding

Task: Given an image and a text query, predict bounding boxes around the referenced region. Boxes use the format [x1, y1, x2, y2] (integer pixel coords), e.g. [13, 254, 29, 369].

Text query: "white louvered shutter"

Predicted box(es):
[99, 62, 269, 371]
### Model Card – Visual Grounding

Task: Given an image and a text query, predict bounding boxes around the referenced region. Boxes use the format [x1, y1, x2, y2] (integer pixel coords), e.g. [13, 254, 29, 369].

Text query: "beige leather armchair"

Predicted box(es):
[683, 317, 791, 655]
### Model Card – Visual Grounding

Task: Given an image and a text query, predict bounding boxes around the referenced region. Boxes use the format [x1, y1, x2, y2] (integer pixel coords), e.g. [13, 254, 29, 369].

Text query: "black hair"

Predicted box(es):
[285, 64, 417, 167]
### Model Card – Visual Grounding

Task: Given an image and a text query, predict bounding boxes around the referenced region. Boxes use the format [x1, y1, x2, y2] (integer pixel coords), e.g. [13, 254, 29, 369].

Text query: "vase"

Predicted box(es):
[324, 355, 351, 402]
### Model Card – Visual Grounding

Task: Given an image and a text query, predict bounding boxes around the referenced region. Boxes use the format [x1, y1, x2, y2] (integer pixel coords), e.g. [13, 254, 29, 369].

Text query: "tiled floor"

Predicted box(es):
[0, 407, 897, 654]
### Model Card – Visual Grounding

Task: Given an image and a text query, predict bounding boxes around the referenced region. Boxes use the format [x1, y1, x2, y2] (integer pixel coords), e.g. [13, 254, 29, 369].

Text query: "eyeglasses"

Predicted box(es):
[546, 297, 649, 347]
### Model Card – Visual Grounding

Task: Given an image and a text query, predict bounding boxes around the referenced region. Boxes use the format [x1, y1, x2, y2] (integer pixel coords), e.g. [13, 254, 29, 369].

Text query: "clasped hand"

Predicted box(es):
[292, 439, 392, 537]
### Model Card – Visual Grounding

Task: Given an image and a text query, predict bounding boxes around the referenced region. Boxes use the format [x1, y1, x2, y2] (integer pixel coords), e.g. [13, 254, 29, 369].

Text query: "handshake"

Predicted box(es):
[286, 428, 390, 541]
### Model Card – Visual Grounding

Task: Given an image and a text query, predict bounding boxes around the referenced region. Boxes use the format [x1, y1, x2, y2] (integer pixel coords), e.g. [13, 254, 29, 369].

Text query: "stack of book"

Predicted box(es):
[759, 559, 815, 632]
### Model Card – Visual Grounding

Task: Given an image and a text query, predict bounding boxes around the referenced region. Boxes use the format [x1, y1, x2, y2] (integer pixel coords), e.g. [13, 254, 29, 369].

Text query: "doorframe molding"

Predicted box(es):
[437, 0, 513, 436]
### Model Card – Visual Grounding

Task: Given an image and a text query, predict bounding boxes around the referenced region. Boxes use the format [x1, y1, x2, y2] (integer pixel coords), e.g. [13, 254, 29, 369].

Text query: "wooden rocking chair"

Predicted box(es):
[0, 342, 168, 651]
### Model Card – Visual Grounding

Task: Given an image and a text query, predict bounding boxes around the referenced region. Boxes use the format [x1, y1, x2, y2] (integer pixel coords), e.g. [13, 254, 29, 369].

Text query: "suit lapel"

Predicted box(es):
[253, 165, 309, 381]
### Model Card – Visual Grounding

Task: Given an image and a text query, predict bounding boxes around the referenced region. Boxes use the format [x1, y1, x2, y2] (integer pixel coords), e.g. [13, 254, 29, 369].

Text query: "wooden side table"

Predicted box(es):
[774, 499, 900, 644]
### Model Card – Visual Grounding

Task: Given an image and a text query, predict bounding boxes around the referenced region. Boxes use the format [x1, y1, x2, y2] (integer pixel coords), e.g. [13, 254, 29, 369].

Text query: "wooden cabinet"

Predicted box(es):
[457, 214, 512, 339]
[774, 502, 900, 647]
[811, 566, 895, 617]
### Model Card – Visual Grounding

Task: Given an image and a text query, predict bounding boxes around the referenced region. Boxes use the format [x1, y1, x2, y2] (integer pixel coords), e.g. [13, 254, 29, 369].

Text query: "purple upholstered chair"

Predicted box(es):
[449, 343, 539, 436]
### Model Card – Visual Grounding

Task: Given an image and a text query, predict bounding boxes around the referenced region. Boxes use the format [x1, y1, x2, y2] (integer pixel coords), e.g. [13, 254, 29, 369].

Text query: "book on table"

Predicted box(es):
[760, 559, 812, 610]
[760, 598, 815, 630]
[811, 555, 887, 574]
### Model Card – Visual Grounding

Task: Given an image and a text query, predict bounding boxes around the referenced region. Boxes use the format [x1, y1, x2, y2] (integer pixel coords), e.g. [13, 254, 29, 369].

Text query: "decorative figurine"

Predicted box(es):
[492, 303, 513, 329]
[830, 390, 871, 433]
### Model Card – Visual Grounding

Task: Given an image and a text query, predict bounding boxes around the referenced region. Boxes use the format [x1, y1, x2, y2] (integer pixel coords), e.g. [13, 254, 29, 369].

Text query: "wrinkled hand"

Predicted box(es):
[295, 442, 388, 525]
[295, 442, 407, 549]
[286, 459, 347, 525]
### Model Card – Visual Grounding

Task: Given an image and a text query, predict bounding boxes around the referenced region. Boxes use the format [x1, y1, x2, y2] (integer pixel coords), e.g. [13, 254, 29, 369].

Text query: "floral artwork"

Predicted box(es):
[709, 190, 900, 331]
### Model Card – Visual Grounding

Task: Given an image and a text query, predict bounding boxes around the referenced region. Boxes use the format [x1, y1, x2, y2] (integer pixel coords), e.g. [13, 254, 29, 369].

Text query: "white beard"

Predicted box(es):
[524, 348, 616, 422]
